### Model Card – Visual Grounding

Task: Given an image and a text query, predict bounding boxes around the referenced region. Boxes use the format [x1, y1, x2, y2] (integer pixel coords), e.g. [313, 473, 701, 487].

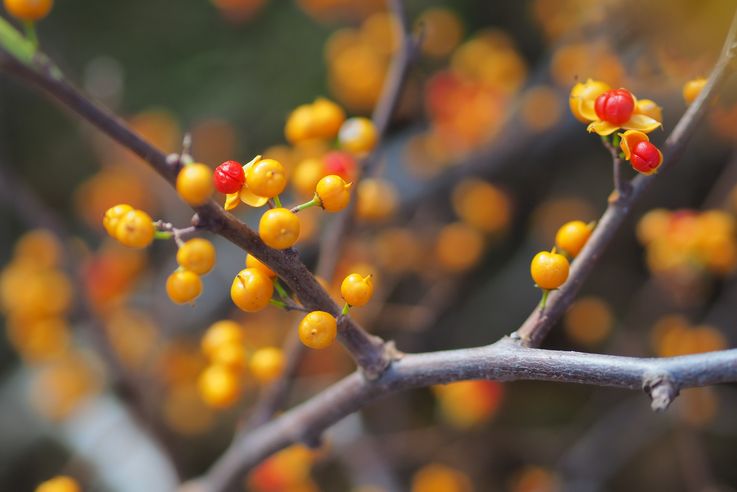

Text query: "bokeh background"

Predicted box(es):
[2, 0, 737, 490]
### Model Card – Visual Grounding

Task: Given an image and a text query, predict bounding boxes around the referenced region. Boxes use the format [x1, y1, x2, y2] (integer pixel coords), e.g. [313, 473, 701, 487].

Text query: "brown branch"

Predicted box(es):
[190, 338, 737, 491]
[514, 9, 737, 347]
[0, 52, 392, 378]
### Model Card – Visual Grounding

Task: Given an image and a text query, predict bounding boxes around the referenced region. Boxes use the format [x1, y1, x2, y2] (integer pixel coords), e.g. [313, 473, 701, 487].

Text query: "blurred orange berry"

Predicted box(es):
[166, 269, 202, 304]
[202, 320, 244, 358]
[197, 364, 241, 408]
[249, 347, 285, 383]
[4, 0, 53, 21]
[683, 77, 707, 105]
[176, 163, 214, 206]
[34, 476, 80, 492]
[338, 117, 378, 154]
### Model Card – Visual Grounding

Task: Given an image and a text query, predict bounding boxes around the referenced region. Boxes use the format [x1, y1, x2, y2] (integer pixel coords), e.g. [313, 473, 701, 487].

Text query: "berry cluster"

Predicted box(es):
[166, 238, 216, 304]
[530, 220, 595, 303]
[198, 320, 286, 409]
[103, 204, 155, 249]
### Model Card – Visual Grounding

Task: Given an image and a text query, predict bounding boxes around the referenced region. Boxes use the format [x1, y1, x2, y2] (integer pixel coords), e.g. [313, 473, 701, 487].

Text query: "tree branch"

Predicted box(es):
[0, 50, 392, 378]
[514, 8, 737, 347]
[194, 338, 737, 491]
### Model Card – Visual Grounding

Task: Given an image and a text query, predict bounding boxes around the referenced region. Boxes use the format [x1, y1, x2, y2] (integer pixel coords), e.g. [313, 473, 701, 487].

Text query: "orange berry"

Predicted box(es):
[530, 250, 569, 290]
[114, 209, 155, 248]
[555, 220, 593, 258]
[166, 269, 202, 304]
[230, 268, 273, 312]
[298, 311, 337, 349]
[176, 238, 216, 275]
[197, 364, 241, 408]
[176, 163, 213, 206]
[285, 104, 315, 144]
[340, 273, 374, 307]
[315, 175, 352, 212]
[103, 204, 134, 237]
[4, 0, 53, 21]
[201, 320, 243, 358]
[34, 475, 80, 492]
[249, 346, 285, 382]
[259, 208, 300, 249]
[246, 253, 277, 278]
[338, 117, 378, 154]
[683, 78, 707, 105]
[246, 158, 287, 198]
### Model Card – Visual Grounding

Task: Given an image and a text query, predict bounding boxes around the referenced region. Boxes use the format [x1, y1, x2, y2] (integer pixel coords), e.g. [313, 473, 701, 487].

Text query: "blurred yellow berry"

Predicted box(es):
[435, 222, 485, 272]
[555, 220, 593, 258]
[339, 117, 378, 154]
[311, 97, 346, 139]
[563, 296, 613, 347]
[201, 320, 243, 358]
[683, 77, 707, 105]
[356, 178, 398, 222]
[249, 347, 285, 383]
[292, 158, 327, 198]
[210, 343, 247, 373]
[35, 475, 80, 492]
[452, 179, 510, 233]
[4, 0, 53, 21]
[411, 463, 472, 492]
[197, 364, 241, 408]
[418, 8, 464, 58]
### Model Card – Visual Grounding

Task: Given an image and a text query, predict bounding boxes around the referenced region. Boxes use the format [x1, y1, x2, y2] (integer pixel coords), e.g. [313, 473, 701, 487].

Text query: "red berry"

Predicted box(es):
[630, 141, 662, 174]
[323, 151, 357, 182]
[594, 89, 635, 125]
[214, 160, 245, 194]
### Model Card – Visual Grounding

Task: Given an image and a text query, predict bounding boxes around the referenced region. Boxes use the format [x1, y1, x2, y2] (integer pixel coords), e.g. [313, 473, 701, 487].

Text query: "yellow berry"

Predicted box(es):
[176, 238, 216, 275]
[340, 273, 374, 307]
[166, 269, 203, 304]
[114, 209, 155, 248]
[338, 117, 378, 154]
[103, 204, 134, 237]
[356, 178, 398, 222]
[230, 268, 274, 312]
[285, 104, 315, 144]
[197, 364, 241, 408]
[292, 158, 326, 197]
[210, 343, 247, 373]
[246, 158, 287, 198]
[176, 163, 213, 206]
[246, 253, 277, 278]
[35, 475, 79, 492]
[316, 175, 352, 212]
[555, 220, 593, 258]
[683, 78, 707, 105]
[530, 251, 569, 290]
[259, 208, 301, 249]
[201, 320, 243, 358]
[298, 311, 337, 349]
[311, 97, 346, 140]
[4, 0, 53, 22]
[249, 346, 285, 383]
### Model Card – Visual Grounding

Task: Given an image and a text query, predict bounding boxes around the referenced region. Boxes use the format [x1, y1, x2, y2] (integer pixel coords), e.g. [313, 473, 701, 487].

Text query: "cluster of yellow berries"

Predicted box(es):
[34, 475, 80, 492]
[166, 238, 216, 305]
[637, 208, 737, 277]
[197, 319, 285, 408]
[530, 220, 594, 294]
[651, 315, 727, 358]
[0, 230, 73, 363]
[103, 204, 155, 249]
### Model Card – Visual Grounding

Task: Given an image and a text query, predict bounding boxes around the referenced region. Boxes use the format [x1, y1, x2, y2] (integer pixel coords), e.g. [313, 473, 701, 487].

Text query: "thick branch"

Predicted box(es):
[514, 9, 737, 347]
[194, 339, 737, 491]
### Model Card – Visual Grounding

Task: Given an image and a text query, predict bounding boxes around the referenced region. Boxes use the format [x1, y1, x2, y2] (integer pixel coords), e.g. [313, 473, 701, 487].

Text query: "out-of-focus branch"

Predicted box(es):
[192, 338, 737, 491]
[243, 0, 421, 430]
[0, 40, 392, 379]
[514, 8, 737, 347]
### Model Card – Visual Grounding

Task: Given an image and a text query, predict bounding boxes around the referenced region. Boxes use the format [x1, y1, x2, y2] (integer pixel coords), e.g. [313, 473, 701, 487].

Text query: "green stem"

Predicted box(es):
[0, 16, 36, 63]
[23, 21, 37, 49]
[539, 289, 550, 311]
[341, 303, 351, 316]
[290, 196, 320, 213]
[269, 299, 287, 310]
[154, 230, 173, 240]
[273, 195, 283, 208]
[274, 279, 288, 300]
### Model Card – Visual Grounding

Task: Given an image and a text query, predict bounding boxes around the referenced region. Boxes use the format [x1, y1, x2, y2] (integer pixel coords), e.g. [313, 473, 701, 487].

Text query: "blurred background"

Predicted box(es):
[2, 0, 737, 490]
